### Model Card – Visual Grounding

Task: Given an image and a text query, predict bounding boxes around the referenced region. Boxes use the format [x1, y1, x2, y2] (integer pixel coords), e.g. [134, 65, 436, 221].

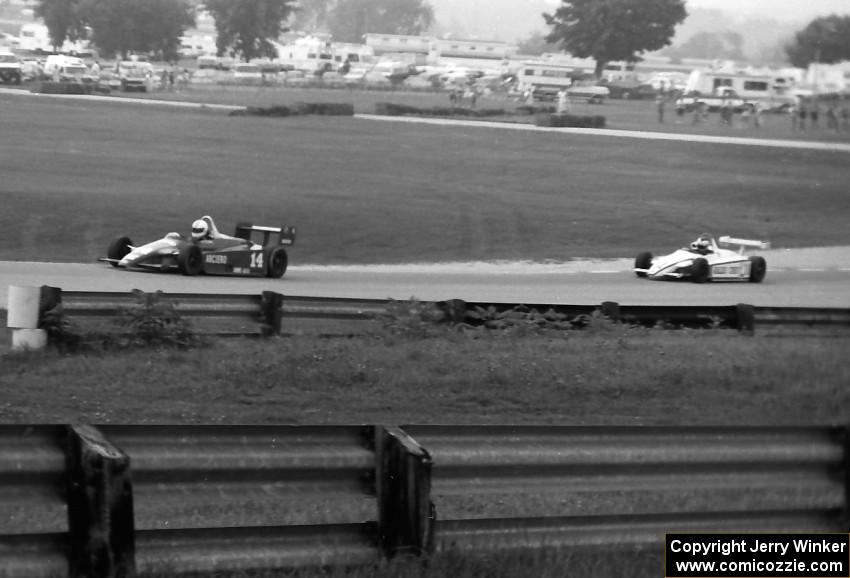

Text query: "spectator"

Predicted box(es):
[740, 103, 752, 128]
[797, 97, 808, 132]
[809, 98, 820, 130]
[720, 100, 733, 126]
[463, 86, 476, 108]
[675, 98, 685, 124]
[691, 102, 703, 124]
[753, 101, 765, 128]
[825, 100, 839, 132]
[556, 89, 570, 114]
[656, 93, 666, 123]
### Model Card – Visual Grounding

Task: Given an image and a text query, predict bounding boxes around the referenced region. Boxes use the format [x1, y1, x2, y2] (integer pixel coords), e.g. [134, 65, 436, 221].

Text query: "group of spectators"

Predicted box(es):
[655, 90, 850, 133]
[788, 97, 850, 133]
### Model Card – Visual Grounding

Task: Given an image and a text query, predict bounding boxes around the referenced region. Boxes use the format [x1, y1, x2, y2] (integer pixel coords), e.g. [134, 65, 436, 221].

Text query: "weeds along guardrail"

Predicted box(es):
[0, 425, 846, 577]
[5, 286, 850, 347]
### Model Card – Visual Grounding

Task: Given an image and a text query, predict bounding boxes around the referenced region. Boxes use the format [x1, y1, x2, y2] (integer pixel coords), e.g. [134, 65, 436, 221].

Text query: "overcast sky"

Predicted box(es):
[542, 0, 849, 21]
[686, 0, 850, 20]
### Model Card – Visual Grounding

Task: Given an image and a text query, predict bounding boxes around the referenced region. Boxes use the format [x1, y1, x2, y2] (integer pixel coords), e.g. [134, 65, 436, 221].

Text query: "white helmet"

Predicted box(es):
[191, 218, 209, 240]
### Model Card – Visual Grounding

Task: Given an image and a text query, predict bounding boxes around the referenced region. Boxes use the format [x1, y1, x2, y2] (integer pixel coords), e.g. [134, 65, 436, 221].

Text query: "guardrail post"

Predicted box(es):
[736, 303, 755, 335]
[66, 425, 136, 578]
[438, 299, 467, 324]
[600, 301, 621, 322]
[376, 426, 435, 559]
[842, 426, 850, 532]
[260, 291, 284, 336]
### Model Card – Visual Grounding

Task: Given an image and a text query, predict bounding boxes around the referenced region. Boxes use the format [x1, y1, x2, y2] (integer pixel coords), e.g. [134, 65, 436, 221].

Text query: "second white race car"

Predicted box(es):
[634, 234, 769, 283]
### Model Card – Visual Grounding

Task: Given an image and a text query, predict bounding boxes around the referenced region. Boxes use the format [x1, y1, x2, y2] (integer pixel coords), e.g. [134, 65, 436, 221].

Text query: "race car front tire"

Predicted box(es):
[634, 252, 653, 277]
[265, 246, 288, 278]
[691, 258, 710, 283]
[748, 256, 767, 283]
[107, 236, 133, 267]
[178, 244, 203, 276]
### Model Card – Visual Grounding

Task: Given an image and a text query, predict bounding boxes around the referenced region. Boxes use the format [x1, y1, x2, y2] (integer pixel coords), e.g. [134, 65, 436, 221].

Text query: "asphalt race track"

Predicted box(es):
[1, 251, 848, 309]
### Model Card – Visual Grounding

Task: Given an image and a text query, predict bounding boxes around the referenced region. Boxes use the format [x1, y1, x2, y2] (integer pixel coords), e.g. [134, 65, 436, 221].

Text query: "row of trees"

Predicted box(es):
[33, 0, 433, 61]
[32, 0, 850, 71]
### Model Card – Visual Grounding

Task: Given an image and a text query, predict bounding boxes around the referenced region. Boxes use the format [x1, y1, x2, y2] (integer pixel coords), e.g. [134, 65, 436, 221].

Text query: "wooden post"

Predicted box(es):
[66, 425, 135, 578]
[376, 426, 435, 558]
[600, 301, 621, 322]
[736, 303, 756, 335]
[438, 299, 467, 324]
[260, 291, 284, 336]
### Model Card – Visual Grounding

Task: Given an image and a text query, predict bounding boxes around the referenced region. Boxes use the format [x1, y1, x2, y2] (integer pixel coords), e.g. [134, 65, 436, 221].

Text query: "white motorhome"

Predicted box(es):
[273, 36, 334, 75]
[17, 23, 51, 53]
[517, 60, 610, 102]
[42, 54, 88, 81]
[517, 60, 576, 95]
[682, 69, 795, 108]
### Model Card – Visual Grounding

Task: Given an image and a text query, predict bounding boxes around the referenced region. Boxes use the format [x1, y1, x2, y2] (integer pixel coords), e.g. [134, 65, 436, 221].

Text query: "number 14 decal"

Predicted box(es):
[250, 252, 264, 268]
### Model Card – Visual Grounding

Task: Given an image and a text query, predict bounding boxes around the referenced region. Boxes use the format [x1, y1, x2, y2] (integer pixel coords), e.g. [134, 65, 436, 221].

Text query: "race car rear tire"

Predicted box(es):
[748, 256, 767, 283]
[178, 244, 203, 276]
[691, 257, 710, 283]
[634, 252, 653, 277]
[265, 246, 288, 278]
[107, 236, 133, 267]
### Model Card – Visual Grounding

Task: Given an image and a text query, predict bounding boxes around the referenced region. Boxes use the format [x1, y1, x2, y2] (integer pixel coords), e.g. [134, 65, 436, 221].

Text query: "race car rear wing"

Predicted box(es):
[234, 223, 296, 246]
[718, 235, 770, 252]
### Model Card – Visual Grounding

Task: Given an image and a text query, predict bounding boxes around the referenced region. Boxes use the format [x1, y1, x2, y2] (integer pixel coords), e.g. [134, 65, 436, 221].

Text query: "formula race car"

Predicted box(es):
[634, 234, 769, 283]
[100, 216, 296, 278]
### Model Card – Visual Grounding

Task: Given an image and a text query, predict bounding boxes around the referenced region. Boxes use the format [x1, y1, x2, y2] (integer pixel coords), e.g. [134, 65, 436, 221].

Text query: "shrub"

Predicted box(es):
[229, 102, 354, 117]
[118, 290, 200, 349]
[374, 102, 507, 118]
[535, 113, 606, 128]
[34, 82, 90, 95]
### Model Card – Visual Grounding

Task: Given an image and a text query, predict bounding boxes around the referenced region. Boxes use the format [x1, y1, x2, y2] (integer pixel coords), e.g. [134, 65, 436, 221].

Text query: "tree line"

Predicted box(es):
[32, 0, 850, 70]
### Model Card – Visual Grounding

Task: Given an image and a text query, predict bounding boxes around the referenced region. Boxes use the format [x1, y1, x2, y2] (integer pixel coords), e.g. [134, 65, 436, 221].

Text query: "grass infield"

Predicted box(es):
[1, 89, 848, 265]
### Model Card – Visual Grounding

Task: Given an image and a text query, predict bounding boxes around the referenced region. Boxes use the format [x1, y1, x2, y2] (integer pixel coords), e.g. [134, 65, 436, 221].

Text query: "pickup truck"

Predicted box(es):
[0, 50, 22, 84]
[675, 87, 747, 113]
[118, 61, 152, 92]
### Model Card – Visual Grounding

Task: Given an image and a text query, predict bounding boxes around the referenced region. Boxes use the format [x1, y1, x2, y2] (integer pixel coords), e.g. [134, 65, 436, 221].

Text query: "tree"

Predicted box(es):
[78, 0, 194, 60]
[324, 0, 434, 43]
[203, 0, 297, 61]
[34, 0, 87, 49]
[785, 15, 850, 68]
[544, 0, 687, 78]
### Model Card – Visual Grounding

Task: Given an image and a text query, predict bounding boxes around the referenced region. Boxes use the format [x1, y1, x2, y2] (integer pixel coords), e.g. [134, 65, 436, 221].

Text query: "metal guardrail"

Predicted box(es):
[0, 425, 846, 577]
[21, 287, 850, 339]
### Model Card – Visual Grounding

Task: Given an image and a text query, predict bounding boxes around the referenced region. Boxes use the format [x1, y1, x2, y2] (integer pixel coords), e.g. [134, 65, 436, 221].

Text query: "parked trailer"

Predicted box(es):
[676, 69, 796, 112]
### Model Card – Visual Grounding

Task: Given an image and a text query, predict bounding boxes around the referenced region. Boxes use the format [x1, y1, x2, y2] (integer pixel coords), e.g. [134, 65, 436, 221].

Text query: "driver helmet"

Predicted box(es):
[692, 234, 711, 251]
[191, 218, 209, 240]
